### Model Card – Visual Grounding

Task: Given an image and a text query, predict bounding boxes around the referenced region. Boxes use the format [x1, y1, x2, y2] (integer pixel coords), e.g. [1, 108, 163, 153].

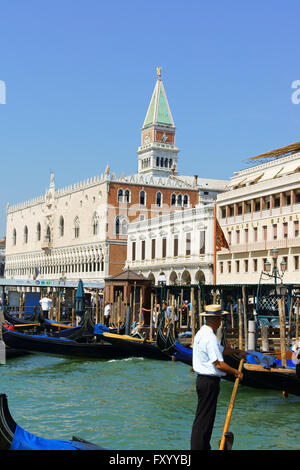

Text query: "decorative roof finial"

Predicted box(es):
[156, 67, 162, 79]
[49, 171, 55, 192]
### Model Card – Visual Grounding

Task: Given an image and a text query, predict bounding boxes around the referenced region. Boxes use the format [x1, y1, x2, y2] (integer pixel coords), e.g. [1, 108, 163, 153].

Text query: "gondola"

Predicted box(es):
[94, 323, 171, 360]
[4, 310, 96, 341]
[3, 311, 78, 333]
[2, 326, 133, 360]
[3, 311, 40, 329]
[157, 323, 300, 397]
[0, 394, 105, 450]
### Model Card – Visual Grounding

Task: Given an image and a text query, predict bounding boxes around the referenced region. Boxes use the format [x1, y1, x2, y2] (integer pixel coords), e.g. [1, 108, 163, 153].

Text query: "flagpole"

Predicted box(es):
[213, 203, 217, 285]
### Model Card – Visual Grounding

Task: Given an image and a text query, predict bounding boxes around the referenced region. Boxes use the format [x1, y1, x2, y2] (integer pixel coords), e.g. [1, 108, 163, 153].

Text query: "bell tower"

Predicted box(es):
[137, 68, 179, 177]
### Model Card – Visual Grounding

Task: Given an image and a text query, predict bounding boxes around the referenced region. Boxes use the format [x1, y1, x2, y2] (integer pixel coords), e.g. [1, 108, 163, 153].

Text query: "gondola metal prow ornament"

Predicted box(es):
[219, 359, 244, 450]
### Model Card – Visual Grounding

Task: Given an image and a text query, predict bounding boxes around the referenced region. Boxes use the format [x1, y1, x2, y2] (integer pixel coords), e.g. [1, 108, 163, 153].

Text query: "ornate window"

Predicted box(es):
[24, 226, 28, 244]
[46, 225, 51, 242]
[59, 216, 64, 237]
[37, 223, 41, 241]
[117, 189, 123, 202]
[74, 217, 80, 238]
[115, 215, 128, 235]
[139, 190, 146, 205]
[156, 192, 162, 207]
[171, 194, 176, 206]
[183, 195, 189, 207]
[92, 213, 99, 235]
[124, 189, 130, 203]
[173, 234, 178, 257]
[12, 228, 16, 246]
[177, 194, 182, 207]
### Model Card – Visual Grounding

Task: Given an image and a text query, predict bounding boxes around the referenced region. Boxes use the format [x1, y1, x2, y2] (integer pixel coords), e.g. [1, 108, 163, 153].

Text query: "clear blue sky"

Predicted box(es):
[1, 0, 300, 237]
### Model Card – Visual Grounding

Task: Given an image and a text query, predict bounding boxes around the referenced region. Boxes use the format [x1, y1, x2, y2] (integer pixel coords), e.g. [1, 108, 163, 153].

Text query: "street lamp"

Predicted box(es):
[264, 260, 271, 273]
[260, 250, 285, 286]
[257, 250, 287, 318]
[280, 260, 287, 273]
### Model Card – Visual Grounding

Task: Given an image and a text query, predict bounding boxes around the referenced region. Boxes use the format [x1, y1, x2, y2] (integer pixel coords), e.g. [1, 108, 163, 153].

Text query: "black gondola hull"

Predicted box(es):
[97, 332, 171, 360]
[2, 328, 133, 360]
[224, 354, 300, 396]
[0, 394, 104, 450]
[156, 324, 300, 396]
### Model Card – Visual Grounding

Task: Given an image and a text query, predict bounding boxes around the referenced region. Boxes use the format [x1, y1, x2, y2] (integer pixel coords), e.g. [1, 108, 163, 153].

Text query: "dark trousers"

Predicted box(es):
[39, 310, 49, 324]
[191, 375, 220, 450]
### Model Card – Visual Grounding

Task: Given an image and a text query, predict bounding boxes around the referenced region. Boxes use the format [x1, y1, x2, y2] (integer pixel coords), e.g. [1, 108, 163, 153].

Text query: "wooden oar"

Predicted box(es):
[219, 359, 244, 450]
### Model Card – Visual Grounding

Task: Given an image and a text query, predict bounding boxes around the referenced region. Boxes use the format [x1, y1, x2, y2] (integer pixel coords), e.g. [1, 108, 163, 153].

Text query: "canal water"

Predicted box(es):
[1, 353, 300, 450]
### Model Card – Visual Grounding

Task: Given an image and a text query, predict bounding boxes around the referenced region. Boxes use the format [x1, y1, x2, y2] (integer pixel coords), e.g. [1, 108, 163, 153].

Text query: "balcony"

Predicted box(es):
[222, 237, 300, 254]
[41, 240, 52, 251]
[221, 203, 300, 226]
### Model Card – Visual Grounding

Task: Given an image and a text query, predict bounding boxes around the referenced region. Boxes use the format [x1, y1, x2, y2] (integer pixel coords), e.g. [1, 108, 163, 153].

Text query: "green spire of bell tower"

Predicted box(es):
[143, 67, 175, 129]
[138, 68, 179, 177]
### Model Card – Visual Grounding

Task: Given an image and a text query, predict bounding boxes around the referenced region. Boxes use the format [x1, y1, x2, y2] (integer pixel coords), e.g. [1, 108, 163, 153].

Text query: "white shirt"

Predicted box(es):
[39, 297, 52, 311]
[291, 341, 300, 364]
[192, 324, 226, 377]
[104, 304, 111, 317]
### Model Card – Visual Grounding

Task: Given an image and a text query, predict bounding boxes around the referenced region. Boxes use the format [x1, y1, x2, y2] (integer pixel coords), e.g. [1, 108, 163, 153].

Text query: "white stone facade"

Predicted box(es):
[126, 205, 215, 285]
[5, 173, 109, 282]
[216, 148, 300, 285]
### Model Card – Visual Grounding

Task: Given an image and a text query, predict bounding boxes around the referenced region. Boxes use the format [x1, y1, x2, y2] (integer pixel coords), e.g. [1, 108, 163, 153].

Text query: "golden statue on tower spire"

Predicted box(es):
[156, 67, 162, 78]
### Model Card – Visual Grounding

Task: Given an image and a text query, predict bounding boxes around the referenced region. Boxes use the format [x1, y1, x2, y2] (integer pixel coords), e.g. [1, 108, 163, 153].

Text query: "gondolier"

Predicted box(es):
[104, 301, 111, 328]
[190, 304, 246, 450]
[39, 293, 52, 324]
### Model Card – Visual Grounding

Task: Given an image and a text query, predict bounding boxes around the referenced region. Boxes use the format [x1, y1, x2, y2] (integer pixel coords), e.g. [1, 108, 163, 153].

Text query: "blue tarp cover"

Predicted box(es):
[11, 424, 83, 450]
[94, 323, 110, 335]
[173, 342, 296, 370]
[174, 341, 192, 363]
[246, 351, 295, 369]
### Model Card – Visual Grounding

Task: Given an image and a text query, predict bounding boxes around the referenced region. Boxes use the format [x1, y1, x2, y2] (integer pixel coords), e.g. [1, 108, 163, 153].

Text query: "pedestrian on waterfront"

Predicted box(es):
[104, 301, 111, 328]
[39, 293, 52, 324]
[182, 300, 189, 326]
[153, 303, 160, 326]
[190, 304, 246, 450]
[164, 304, 172, 327]
[158, 301, 167, 330]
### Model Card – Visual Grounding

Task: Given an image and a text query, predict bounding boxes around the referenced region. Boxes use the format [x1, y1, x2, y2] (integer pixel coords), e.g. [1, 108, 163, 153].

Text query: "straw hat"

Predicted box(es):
[200, 304, 229, 317]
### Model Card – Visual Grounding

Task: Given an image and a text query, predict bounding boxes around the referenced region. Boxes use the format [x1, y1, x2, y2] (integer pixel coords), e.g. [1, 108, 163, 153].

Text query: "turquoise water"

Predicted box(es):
[1, 353, 300, 450]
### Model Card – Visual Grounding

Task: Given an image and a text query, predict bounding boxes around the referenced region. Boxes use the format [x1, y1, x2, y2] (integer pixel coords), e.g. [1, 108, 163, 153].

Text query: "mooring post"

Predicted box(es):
[238, 298, 243, 350]
[150, 293, 154, 341]
[125, 304, 131, 336]
[261, 325, 269, 352]
[248, 320, 256, 351]
[278, 298, 287, 368]
[242, 286, 248, 351]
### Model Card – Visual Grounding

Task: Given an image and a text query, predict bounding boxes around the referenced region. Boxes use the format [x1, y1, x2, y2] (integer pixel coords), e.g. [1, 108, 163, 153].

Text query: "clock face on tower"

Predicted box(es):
[144, 133, 151, 145]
